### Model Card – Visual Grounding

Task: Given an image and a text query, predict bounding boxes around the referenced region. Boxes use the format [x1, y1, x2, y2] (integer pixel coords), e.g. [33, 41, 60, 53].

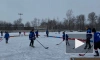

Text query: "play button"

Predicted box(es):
[75, 38, 84, 49]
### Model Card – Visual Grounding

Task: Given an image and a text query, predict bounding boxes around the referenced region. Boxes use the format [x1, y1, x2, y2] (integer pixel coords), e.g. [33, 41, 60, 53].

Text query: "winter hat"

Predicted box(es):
[92, 28, 96, 32]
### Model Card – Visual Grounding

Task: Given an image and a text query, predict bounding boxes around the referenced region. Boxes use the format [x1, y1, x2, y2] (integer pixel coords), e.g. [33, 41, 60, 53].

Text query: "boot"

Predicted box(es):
[31, 43, 34, 47]
[31, 45, 35, 48]
[88, 46, 91, 49]
[6, 40, 8, 44]
[84, 46, 87, 49]
[29, 44, 31, 46]
[94, 51, 99, 56]
[7, 41, 8, 43]
[29, 43, 31, 46]
[84, 44, 87, 49]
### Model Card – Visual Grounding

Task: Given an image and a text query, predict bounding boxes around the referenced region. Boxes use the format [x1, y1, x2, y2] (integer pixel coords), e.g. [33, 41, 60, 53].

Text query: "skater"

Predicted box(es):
[1, 31, 3, 36]
[92, 28, 100, 56]
[46, 29, 49, 37]
[65, 34, 70, 46]
[29, 29, 36, 47]
[4, 32, 10, 44]
[19, 31, 21, 36]
[62, 31, 65, 41]
[35, 30, 38, 38]
[84, 27, 92, 49]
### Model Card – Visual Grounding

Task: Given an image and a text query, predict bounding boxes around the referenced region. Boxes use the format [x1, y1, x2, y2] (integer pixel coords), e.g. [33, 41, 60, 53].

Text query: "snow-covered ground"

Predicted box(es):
[0, 32, 99, 60]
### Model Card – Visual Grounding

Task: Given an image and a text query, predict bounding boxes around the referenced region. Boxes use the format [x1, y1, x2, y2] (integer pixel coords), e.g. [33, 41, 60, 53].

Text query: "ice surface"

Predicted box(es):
[0, 32, 99, 60]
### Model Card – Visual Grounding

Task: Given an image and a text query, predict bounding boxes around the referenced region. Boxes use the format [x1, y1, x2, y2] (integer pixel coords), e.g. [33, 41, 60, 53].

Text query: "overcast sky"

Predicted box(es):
[0, 0, 100, 23]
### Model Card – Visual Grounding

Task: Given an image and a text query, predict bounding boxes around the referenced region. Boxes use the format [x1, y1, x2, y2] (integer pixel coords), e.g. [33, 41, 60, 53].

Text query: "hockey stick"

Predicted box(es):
[79, 45, 93, 56]
[36, 39, 49, 49]
[56, 40, 63, 45]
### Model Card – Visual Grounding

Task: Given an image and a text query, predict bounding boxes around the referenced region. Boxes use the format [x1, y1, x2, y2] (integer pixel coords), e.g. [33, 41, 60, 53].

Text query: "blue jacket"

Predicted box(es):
[35, 31, 38, 35]
[4, 33, 9, 38]
[86, 28, 92, 39]
[46, 30, 49, 34]
[94, 32, 100, 43]
[86, 34, 92, 39]
[29, 31, 35, 40]
[87, 29, 91, 33]
[62, 33, 65, 39]
[66, 34, 68, 40]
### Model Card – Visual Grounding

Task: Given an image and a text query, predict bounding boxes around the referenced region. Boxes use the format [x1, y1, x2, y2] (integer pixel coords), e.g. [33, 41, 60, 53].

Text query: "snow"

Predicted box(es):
[0, 32, 99, 60]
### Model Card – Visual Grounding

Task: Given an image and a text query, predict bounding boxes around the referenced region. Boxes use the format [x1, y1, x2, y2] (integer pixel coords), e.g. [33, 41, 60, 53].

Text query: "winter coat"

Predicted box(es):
[4, 33, 9, 38]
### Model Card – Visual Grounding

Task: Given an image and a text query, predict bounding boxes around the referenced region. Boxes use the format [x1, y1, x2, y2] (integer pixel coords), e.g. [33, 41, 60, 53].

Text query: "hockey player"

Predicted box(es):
[19, 31, 21, 36]
[62, 31, 65, 41]
[92, 28, 100, 56]
[65, 34, 70, 46]
[4, 32, 10, 44]
[1, 31, 3, 36]
[46, 29, 49, 37]
[29, 29, 36, 47]
[84, 28, 92, 49]
[35, 30, 38, 38]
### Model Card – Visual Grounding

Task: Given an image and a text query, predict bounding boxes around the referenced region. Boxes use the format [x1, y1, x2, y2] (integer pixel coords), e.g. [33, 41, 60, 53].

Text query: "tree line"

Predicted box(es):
[0, 10, 100, 31]
[40, 10, 100, 31]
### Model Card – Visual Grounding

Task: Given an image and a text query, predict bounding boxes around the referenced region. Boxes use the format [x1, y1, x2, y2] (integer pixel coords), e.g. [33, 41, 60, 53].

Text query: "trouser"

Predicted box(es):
[5, 38, 8, 43]
[66, 39, 70, 46]
[84, 38, 91, 48]
[30, 39, 34, 46]
[94, 41, 100, 50]
[19, 33, 21, 35]
[94, 41, 100, 56]
[46, 34, 48, 37]
[36, 35, 38, 38]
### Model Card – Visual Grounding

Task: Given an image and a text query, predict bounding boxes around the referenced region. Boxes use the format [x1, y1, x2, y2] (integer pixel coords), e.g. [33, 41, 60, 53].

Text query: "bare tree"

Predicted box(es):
[25, 21, 31, 27]
[46, 18, 58, 30]
[40, 19, 47, 28]
[66, 9, 73, 30]
[88, 12, 97, 28]
[63, 18, 69, 29]
[13, 19, 23, 30]
[76, 14, 85, 30]
[96, 15, 100, 30]
[31, 18, 37, 29]
[70, 17, 76, 30]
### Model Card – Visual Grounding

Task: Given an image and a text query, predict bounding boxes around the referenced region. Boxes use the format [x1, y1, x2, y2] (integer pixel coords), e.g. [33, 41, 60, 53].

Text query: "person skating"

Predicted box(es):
[4, 32, 10, 44]
[62, 31, 65, 41]
[65, 34, 70, 46]
[35, 30, 38, 38]
[92, 28, 100, 56]
[29, 29, 36, 47]
[19, 32, 21, 36]
[84, 27, 92, 49]
[46, 29, 49, 37]
[1, 31, 3, 36]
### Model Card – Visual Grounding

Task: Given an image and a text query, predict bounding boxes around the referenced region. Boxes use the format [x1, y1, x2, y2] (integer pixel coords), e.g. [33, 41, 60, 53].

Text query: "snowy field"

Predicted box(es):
[0, 32, 100, 60]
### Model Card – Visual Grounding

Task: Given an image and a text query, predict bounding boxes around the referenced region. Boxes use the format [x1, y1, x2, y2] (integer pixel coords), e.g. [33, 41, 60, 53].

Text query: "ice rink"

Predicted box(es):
[0, 32, 99, 60]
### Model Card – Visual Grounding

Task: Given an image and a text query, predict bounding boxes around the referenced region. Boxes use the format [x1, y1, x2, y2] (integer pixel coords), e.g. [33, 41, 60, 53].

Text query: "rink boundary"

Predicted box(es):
[44, 35, 93, 42]
[0, 34, 93, 43]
